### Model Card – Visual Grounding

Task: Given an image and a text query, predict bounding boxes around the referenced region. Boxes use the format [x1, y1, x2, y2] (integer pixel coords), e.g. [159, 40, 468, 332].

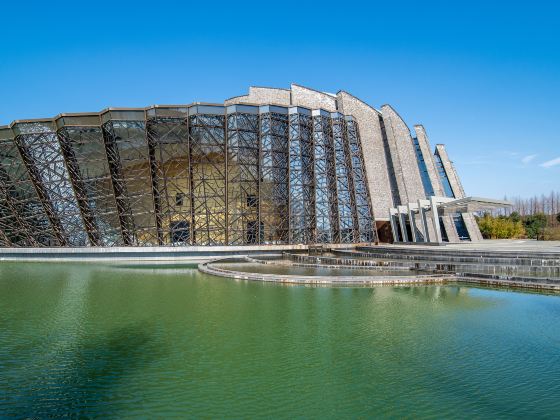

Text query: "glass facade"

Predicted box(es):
[226, 106, 260, 245]
[146, 107, 191, 245]
[332, 114, 358, 243]
[14, 122, 89, 246]
[57, 118, 124, 246]
[189, 106, 227, 246]
[346, 117, 374, 242]
[453, 214, 471, 241]
[434, 150, 455, 198]
[0, 104, 376, 247]
[412, 137, 435, 197]
[312, 111, 339, 243]
[0, 130, 58, 246]
[102, 112, 159, 245]
[288, 108, 315, 244]
[259, 108, 289, 244]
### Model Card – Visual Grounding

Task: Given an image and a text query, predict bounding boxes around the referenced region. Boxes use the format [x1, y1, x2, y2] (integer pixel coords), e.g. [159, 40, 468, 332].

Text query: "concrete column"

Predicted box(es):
[398, 205, 409, 242]
[429, 196, 442, 243]
[389, 208, 399, 242]
[407, 204, 418, 242]
[462, 212, 483, 242]
[418, 200, 430, 242]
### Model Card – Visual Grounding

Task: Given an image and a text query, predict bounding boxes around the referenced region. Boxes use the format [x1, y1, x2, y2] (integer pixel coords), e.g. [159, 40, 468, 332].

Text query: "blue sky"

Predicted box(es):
[0, 0, 558, 198]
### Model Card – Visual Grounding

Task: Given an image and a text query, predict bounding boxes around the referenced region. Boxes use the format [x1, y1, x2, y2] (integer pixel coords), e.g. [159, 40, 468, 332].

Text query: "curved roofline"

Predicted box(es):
[2, 100, 358, 128]
[380, 103, 413, 134]
[291, 83, 338, 99]
[337, 90, 381, 114]
[223, 94, 249, 102]
[251, 85, 291, 92]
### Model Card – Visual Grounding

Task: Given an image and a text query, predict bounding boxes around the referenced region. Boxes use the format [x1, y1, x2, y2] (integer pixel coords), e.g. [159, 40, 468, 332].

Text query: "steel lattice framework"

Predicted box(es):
[0, 131, 57, 246]
[288, 109, 315, 244]
[15, 122, 88, 246]
[57, 119, 124, 246]
[102, 115, 159, 246]
[259, 109, 289, 244]
[189, 107, 227, 246]
[0, 104, 376, 247]
[332, 114, 359, 243]
[226, 107, 260, 245]
[346, 117, 375, 242]
[146, 108, 192, 246]
[312, 112, 339, 243]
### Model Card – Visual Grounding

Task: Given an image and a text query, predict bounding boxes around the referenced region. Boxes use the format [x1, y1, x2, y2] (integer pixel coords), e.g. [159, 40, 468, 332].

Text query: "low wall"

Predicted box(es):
[0, 243, 358, 262]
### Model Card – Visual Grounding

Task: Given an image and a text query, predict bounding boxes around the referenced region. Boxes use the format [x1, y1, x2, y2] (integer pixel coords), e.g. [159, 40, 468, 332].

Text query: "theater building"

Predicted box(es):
[0, 84, 501, 248]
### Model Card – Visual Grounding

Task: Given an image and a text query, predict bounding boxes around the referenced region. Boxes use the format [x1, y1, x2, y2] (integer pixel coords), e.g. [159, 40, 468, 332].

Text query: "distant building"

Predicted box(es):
[0, 84, 502, 248]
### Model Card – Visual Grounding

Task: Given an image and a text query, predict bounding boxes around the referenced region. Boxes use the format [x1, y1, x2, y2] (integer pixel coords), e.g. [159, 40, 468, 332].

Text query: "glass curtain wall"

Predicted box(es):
[146, 108, 192, 245]
[331, 114, 358, 243]
[0, 130, 58, 246]
[13, 122, 89, 246]
[101, 112, 159, 246]
[57, 117, 124, 246]
[434, 150, 455, 198]
[346, 117, 375, 242]
[259, 107, 289, 244]
[226, 106, 260, 245]
[412, 137, 435, 197]
[189, 106, 226, 245]
[288, 108, 315, 244]
[312, 111, 339, 243]
[0, 105, 375, 248]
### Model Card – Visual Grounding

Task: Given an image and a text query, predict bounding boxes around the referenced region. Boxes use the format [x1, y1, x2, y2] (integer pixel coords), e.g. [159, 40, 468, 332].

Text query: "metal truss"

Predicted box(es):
[259, 111, 289, 244]
[226, 110, 260, 245]
[102, 119, 159, 246]
[312, 113, 339, 243]
[0, 178, 16, 246]
[0, 104, 376, 248]
[0, 136, 57, 246]
[57, 125, 124, 246]
[14, 123, 89, 246]
[146, 112, 192, 246]
[288, 110, 315, 244]
[331, 115, 359, 243]
[346, 118, 376, 242]
[189, 111, 227, 245]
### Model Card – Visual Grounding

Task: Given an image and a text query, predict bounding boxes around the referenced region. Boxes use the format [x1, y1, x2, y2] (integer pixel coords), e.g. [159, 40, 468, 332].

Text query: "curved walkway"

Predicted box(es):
[198, 255, 560, 292]
[198, 257, 449, 286]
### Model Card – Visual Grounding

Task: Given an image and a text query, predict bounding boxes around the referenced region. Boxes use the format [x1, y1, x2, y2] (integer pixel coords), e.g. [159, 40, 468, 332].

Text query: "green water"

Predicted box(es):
[1, 262, 559, 418]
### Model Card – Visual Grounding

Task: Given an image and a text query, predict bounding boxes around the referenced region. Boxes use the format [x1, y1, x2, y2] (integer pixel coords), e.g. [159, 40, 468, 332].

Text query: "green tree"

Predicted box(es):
[524, 213, 547, 240]
[510, 211, 521, 223]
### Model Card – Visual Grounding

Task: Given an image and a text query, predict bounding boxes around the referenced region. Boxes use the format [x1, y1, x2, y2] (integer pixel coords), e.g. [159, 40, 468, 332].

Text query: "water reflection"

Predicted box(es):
[0, 262, 558, 418]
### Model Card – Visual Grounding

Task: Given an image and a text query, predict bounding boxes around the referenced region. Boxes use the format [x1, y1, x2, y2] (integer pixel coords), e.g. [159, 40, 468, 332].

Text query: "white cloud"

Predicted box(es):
[521, 154, 538, 164]
[540, 157, 560, 168]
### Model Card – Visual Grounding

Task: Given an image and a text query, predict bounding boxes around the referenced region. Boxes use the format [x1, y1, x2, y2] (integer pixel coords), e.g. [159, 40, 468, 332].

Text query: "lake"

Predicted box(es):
[1, 262, 559, 418]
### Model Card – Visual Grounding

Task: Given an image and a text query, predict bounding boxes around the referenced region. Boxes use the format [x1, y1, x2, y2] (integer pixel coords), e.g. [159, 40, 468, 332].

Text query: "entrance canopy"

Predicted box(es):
[438, 197, 512, 215]
[389, 196, 512, 244]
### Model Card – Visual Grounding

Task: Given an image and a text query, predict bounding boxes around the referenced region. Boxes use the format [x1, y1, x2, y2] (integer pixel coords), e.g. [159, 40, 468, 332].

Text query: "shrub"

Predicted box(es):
[477, 213, 525, 239]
